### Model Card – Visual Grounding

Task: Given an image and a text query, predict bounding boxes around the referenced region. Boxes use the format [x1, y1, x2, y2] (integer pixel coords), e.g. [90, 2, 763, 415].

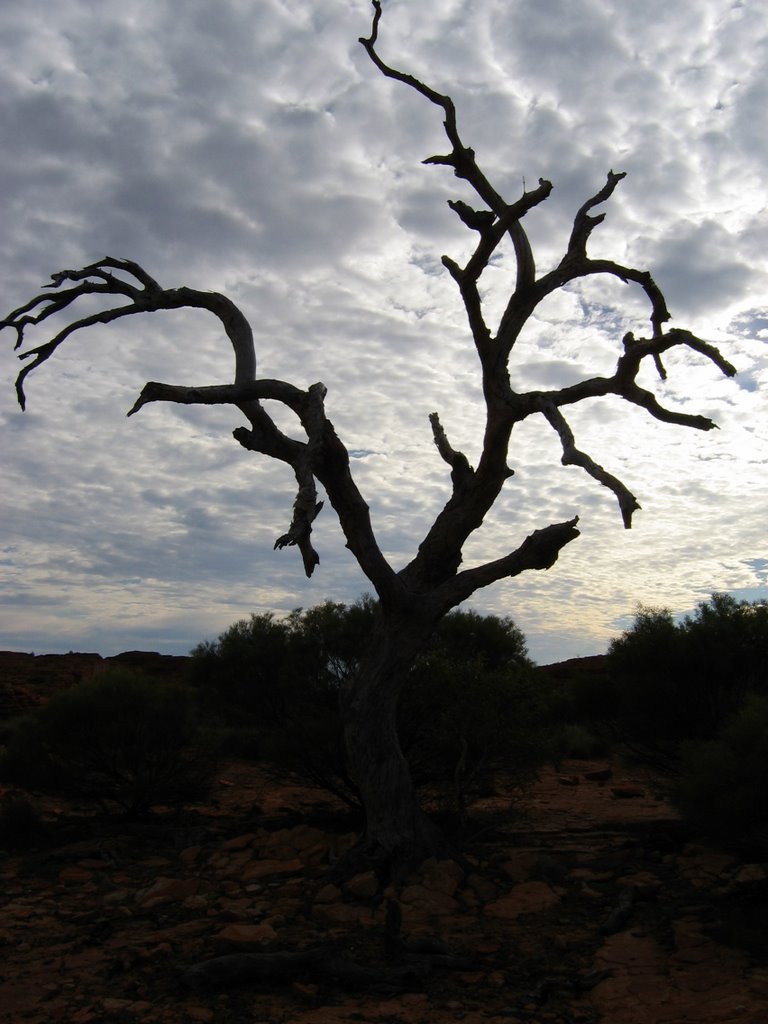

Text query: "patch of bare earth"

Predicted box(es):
[1, 756, 767, 1024]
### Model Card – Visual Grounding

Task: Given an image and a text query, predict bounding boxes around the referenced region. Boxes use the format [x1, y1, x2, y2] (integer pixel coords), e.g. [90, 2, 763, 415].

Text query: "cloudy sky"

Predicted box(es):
[1, 0, 766, 665]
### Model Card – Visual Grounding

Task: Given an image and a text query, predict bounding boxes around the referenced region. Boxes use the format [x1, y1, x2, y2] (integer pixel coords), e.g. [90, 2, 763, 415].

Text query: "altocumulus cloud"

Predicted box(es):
[0, 0, 766, 663]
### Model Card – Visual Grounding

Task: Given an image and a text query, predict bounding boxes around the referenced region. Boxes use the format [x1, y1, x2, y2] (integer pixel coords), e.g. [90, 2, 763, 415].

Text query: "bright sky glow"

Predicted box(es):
[1, 0, 766, 663]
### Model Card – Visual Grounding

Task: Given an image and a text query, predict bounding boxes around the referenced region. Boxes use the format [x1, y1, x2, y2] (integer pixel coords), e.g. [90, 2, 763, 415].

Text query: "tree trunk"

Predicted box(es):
[337, 611, 445, 882]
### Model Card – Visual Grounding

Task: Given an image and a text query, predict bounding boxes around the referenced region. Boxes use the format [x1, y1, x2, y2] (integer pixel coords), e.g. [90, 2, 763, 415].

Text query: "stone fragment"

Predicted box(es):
[185, 1007, 215, 1023]
[610, 786, 645, 799]
[58, 867, 95, 884]
[221, 832, 257, 851]
[311, 902, 375, 926]
[215, 922, 277, 945]
[400, 883, 459, 916]
[241, 857, 305, 881]
[500, 850, 539, 882]
[486, 881, 563, 920]
[419, 857, 465, 897]
[584, 767, 613, 782]
[135, 876, 200, 907]
[314, 883, 342, 904]
[345, 870, 378, 898]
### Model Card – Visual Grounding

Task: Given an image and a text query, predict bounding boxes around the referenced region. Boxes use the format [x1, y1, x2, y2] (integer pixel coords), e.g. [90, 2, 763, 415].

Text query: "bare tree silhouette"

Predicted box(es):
[3, 1, 736, 877]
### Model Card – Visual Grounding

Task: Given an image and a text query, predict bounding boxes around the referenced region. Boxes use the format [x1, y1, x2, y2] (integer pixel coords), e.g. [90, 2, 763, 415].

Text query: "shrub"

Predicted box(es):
[607, 594, 768, 767]
[193, 600, 554, 819]
[0, 668, 215, 816]
[556, 722, 611, 760]
[401, 650, 555, 821]
[190, 612, 301, 726]
[0, 795, 47, 849]
[674, 695, 768, 847]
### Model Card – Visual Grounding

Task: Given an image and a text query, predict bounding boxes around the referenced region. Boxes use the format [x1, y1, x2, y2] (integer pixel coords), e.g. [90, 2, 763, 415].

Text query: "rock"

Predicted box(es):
[185, 1007, 215, 1023]
[58, 867, 96, 885]
[101, 998, 134, 1012]
[558, 775, 580, 786]
[314, 883, 342, 904]
[486, 881, 564, 920]
[601, 886, 636, 934]
[345, 870, 378, 898]
[136, 876, 200, 908]
[500, 850, 540, 882]
[310, 901, 375, 926]
[241, 857, 304, 881]
[466, 872, 500, 902]
[215, 922, 277, 945]
[611, 786, 646, 799]
[221, 832, 257, 851]
[399, 883, 460, 917]
[584, 768, 613, 782]
[419, 857, 465, 897]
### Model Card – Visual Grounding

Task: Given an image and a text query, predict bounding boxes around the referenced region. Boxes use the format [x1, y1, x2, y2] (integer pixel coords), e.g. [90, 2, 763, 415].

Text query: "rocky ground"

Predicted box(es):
[2, 755, 768, 1024]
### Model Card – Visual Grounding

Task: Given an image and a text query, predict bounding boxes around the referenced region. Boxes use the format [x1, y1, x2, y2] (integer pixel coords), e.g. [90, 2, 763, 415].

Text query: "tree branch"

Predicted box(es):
[126, 379, 310, 419]
[541, 404, 640, 528]
[2, 260, 401, 586]
[513, 328, 736, 446]
[360, 0, 539, 296]
[434, 518, 580, 609]
[2, 259, 258, 409]
[564, 170, 627, 261]
[429, 412, 475, 494]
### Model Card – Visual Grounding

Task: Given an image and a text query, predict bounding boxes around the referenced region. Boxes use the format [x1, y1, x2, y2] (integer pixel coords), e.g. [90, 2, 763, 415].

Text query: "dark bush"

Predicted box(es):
[605, 593, 768, 844]
[556, 722, 611, 759]
[0, 795, 47, 849]
[607, 594, 768, 767]
[190, 612, 303, 726]
[674, 695, 768, 848]
[192, 599, 555, 817]
[401, 649, 554, 819]
[0, 668, 216, 816]
[535, 656, 616, 759]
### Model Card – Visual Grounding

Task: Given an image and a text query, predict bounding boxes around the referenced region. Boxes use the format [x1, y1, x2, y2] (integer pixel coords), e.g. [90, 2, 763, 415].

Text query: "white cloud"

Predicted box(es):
[1, 0, 766, 663]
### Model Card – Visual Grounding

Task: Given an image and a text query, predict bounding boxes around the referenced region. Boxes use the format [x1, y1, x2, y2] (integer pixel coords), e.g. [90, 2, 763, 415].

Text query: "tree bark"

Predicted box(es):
[336, 608, 446, 881]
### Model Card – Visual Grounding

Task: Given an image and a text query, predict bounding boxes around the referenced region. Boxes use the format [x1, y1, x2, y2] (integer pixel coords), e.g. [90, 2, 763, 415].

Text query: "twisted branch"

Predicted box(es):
[362, 0, 738, 574]
[429, 412, 475, 495]
[360, 0, 542, 299]
[542, 405, 640, 528]
[2, 261, 337, 578]
[435, 517, 581, 611]
[3, 5, 741, 613]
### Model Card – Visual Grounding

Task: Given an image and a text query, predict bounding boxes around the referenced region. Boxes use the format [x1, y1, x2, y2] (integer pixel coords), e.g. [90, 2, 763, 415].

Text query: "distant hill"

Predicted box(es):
[0, 649, 191, 716]
[536, 654, 609, 679]
[0, 648, 610, 717]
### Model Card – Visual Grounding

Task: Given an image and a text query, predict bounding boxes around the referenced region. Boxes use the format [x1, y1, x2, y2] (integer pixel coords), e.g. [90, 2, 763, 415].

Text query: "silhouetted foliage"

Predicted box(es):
[0, 668, 215, 817]
[536, 656, 616, 758]
[606, 594, 768, 843]
[607, 593, 768, 764]
[0, 795, 47, 850]
[401, 648, 552, 823]
[191, 600, 552, 819]
[674, 694, 768, 849]
[191, 598, 374, 809]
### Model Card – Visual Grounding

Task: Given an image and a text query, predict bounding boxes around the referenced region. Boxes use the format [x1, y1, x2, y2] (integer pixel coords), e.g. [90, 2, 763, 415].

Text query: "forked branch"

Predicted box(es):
[362, 0, 738, 549]
[1, 260, 390, 584]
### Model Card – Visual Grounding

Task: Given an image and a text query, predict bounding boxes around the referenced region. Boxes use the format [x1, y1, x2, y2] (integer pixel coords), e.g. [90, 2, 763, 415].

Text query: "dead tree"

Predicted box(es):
[2, 1, 736, 878]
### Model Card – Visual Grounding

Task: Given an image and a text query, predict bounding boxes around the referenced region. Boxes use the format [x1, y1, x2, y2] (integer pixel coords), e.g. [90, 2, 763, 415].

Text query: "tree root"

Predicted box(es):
[182, 941, 484, 994]
[183, 896, 484, 993]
